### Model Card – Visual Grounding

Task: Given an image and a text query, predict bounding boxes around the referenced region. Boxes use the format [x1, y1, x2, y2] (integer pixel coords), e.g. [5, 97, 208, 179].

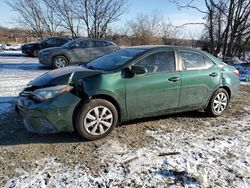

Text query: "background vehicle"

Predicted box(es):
[21, 37, 70, 57]
[38, 38, 119, 69]
[16, 46, 240, 140]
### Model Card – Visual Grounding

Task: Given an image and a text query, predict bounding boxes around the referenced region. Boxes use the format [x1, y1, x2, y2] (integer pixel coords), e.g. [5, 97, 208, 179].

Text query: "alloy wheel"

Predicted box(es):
[84, 106, 113, 136]
[212, 92, 228, 114]
[55, 57, 67, 68]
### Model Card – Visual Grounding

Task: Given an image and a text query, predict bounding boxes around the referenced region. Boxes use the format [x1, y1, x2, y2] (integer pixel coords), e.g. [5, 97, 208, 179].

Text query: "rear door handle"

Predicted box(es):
[209, 72, 218, 77]
[168, 77, 181, 82]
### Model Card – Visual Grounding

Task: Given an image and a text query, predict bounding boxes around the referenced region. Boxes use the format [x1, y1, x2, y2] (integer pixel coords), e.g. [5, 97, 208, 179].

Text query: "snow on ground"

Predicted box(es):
[4, 108, 250, 187]
[0, 51, 24, 56]
[0, 55, 47, 97]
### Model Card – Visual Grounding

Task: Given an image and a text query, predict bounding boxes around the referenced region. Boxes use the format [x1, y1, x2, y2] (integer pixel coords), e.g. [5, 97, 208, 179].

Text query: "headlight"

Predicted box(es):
[32, 85, 74, 102]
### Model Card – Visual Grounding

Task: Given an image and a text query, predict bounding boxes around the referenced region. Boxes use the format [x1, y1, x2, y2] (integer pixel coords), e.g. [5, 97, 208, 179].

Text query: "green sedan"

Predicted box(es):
[16, 45, 240, 140]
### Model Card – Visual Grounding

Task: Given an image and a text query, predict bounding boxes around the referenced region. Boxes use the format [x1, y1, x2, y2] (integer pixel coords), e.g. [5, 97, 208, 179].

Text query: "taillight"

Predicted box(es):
[233, 69, 239, 77]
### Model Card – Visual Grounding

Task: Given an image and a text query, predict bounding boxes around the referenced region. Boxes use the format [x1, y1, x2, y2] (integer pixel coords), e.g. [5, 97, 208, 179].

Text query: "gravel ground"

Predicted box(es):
[0, 53, 250, 187]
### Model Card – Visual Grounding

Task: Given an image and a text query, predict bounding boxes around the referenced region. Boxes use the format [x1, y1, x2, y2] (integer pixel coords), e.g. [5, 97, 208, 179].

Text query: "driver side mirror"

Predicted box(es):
[131, 65, 147, 75]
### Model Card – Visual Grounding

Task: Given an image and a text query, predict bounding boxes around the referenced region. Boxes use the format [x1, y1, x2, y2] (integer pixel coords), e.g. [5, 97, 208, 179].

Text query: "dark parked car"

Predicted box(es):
[38, 38, 119, 69]
[21, 37, 70, 57]
[16, 45, 240, 140]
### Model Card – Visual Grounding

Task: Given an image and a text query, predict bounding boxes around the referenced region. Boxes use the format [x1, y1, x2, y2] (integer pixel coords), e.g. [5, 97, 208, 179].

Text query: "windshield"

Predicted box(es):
[39, 37, 50, 43]
[63, 40, 78, 48]
[86, 49, 144, 71]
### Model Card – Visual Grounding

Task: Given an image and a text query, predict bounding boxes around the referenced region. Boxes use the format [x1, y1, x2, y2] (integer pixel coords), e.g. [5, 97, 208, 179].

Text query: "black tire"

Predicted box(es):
[33, 50, 39, 57]
[75, 99, 118, 140]
[52, 56, 69, 69]
[205, 88, 229, 117]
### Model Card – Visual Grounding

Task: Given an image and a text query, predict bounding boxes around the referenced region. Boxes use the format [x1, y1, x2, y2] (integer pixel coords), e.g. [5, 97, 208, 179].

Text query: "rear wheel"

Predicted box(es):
[205, 88, 229, 117]
[75, 99, 118, 140]
[33, 50, 39, 57]
[52, 56, 68, 69]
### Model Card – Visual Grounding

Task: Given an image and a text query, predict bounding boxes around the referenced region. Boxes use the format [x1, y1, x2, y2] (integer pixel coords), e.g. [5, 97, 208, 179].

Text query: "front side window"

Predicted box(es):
[179, 51, 214, 70]
[70, 40, 88, 48]
[136, 51, 175, 73]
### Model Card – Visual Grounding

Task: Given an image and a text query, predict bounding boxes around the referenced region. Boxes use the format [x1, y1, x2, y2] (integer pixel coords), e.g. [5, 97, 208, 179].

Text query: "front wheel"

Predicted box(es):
[75, 99, 118, 140]
[205, 88, 229, 117]
[52, 56, 68, 69]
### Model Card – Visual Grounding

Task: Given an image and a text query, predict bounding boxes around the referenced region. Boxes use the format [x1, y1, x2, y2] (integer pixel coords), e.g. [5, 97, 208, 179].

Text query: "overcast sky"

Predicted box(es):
[0, 0, 205, 37]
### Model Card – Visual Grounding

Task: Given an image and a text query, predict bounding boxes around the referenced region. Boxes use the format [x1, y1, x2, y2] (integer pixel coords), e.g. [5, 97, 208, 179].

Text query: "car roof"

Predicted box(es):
[125, 45, 211, 55]
[126, 45, 199, 51]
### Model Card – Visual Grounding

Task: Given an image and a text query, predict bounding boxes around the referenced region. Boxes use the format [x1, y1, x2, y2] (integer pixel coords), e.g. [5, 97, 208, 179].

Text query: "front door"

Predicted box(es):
[125, 50, 181, 119]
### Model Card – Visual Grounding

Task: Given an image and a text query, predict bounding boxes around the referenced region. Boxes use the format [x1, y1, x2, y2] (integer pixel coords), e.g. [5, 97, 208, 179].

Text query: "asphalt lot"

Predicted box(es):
[0, 52, 250, 187]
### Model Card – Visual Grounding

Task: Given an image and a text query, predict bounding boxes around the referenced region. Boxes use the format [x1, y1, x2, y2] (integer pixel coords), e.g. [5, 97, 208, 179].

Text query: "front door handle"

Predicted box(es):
[209, 72, 218, 77]
[168, 77, 181, 82]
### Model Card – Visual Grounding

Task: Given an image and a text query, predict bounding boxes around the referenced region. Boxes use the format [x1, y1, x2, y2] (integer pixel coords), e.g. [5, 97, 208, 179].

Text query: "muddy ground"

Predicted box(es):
[0, 86, 249, 187]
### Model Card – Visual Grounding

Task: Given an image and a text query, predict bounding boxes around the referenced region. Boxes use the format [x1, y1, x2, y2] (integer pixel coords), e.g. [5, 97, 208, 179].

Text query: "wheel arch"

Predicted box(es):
[219, 86, 231, 100]
[52, 54, 70, 64]
[72, 94, 122, 131]
[205, 86, 231, 109]
[90, 94, 121, 123]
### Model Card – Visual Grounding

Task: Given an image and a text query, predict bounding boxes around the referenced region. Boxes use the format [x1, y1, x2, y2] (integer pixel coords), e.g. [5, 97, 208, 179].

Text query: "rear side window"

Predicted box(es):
[93, 41, 105, 47]
[179, 51, 214, 70]
[104, 41, 114, 46]
[136, 50, 175, 73]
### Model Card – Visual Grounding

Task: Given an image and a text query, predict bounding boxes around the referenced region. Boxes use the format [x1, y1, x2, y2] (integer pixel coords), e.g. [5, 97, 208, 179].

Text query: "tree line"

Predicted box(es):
[6, 0, 250, 57]
[173, 0, 250, 57]
[6, 0, 128, 39]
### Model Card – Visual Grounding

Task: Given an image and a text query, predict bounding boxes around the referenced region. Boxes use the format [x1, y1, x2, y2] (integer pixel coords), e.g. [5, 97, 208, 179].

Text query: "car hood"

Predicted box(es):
[29, 65, 102, 87]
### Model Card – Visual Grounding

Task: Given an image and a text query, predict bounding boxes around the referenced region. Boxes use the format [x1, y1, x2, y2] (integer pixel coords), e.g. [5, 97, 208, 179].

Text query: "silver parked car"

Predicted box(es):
[38, 38, 119, 68]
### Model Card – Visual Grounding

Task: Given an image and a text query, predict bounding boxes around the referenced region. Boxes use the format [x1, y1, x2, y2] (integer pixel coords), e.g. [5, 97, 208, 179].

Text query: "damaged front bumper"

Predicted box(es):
[16, 92, 81, 134]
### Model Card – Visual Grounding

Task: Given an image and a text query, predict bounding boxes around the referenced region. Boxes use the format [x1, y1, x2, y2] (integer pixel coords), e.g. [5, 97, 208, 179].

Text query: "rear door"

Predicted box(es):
[68, 40, 90, 63]
[89, 40, 108, 60]
[178, 50, 221, 110]
[125, 50, 181, 118]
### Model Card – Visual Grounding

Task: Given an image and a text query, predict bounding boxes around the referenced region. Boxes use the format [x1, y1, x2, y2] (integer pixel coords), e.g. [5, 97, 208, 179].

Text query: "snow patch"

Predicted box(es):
[5, 114, 250, 187]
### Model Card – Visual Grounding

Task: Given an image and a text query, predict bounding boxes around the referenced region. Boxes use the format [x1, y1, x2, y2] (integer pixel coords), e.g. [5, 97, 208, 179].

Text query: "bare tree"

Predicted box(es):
[40, 0, 62, 36]
[127, 11, 162, 45]
[6, 0, 64, 39]
[171, 0, 250, 57]
[6, 0, 45, 39]
[162, 21, 184, 45]
[76, 0, 128, 38]
[44, 0, 81, 38]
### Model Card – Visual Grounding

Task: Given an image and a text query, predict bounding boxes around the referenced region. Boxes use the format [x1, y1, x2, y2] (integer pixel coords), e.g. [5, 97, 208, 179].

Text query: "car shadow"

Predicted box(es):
[0, 51, 27, 57]
[0, 62, 52, 71]
[121, 110, 207, 127]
